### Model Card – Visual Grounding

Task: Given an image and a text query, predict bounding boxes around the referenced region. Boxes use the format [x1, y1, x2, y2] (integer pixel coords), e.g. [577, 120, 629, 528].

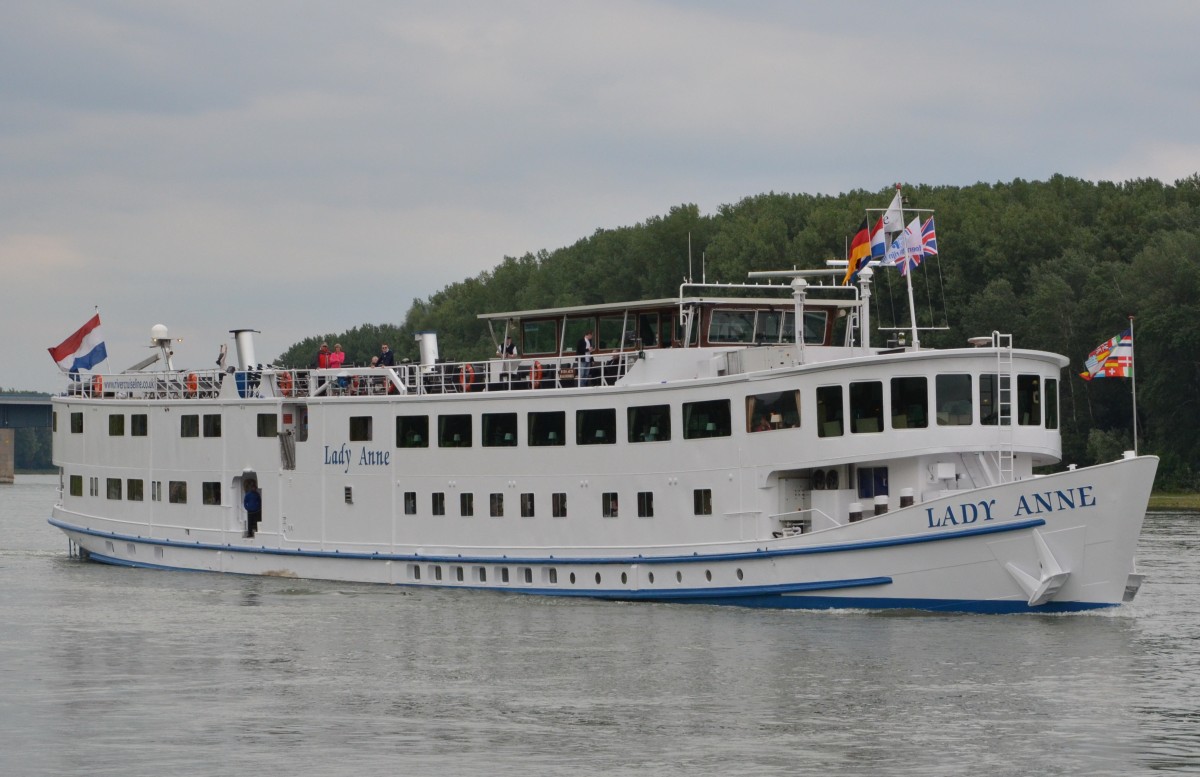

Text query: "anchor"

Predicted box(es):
[1004, 529, 1071, 606]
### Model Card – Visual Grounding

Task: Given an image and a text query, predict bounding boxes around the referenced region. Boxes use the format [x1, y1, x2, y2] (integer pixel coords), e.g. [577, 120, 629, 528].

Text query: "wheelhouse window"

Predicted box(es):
[890, 377, 928, 429]
[683, 399, 731, 439]
[850, 381, 884, 434]
[747, 391, 800, 432]
[528, 411, 565, 446]
[483, 413, 518, 447]
[521, 320, 558, 355]
[598, 315, 628, 351]
[936, 374, 973, 426]
[131, 413, 148, 437]
[439, 414, 472, 447]
[628, 404, 671, 442]
[979, 374, 1000, 426]
[708, 309, 755, 343]
[108, 414, 125, 436]
[816, 385, 844, 438]
[257, 413, 278, 438]
[396, 415, 429, 448]
[563, 316, 596, 356]
[203, 414, 222, 438]
[1045, 378, 1059, 429]
[576, 408, 616, 445]
[1017, 374, 1041, 426]
[638, 312, 661, 347]
[349, 416, 372, 441]
[180, 414, 199, 438]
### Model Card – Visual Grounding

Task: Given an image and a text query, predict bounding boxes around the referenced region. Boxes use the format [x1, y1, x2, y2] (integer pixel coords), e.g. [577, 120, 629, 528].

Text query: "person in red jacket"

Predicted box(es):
[316, 343, 331, 369]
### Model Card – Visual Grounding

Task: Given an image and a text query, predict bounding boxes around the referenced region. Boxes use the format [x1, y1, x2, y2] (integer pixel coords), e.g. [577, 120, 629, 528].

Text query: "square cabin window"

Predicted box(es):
[108, 414, 125, 436]
[71, 412, 83, 434]
[483, 413, 518, 447]
[439, 414, 472, 447]
[131, 414, 148, 436]
[816, 386, 844, 438]
[349, 416, 372, 441]
[576, 408, 616, 445]
[850, 381, 883, 434]
[69, 475, 83, 497]
[257, 413, 278, 437]
[529, 411, 565, 447]
[180, 414, 199, 438]
[628, 404, 671, 442]
[890, 377, 928, 429]
[397, 415, 429, 448]
[683, 399, 731, 439]
[127, 479, 144, 502]
[203, 414, 222, 438]
[202, 482, 221, 505]
[168, 481, 187, 504]
[106, 478, 122, 500]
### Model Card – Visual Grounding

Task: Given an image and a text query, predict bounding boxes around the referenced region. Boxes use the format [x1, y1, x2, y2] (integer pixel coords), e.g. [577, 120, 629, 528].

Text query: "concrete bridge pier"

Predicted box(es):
[0, 428, 13, 484]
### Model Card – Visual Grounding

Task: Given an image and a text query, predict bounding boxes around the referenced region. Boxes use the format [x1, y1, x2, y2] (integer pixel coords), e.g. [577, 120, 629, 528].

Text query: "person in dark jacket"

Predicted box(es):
[378, 344, 395, 366]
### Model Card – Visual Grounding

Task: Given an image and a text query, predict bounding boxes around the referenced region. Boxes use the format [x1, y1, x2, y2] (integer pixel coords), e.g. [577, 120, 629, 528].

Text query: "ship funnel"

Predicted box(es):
[229, 329, 260, 370]
[415, 332, 439, 372]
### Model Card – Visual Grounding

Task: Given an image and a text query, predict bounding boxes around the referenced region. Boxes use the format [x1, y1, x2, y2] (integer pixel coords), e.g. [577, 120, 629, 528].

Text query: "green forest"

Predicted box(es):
[275, 175, 1200, 490]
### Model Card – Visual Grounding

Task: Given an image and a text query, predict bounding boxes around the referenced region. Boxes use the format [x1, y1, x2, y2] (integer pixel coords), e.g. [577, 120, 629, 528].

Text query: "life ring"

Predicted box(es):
[531, 361, 543, 389]
[185, 373, 199, 397]
[460, 363, 475, 392]
[277, 371, 293, 397]
[91, 374, 103, 396]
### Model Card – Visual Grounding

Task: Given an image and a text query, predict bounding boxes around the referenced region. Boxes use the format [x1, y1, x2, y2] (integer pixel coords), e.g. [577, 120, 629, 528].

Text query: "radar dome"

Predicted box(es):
[151, 324, 170, 341]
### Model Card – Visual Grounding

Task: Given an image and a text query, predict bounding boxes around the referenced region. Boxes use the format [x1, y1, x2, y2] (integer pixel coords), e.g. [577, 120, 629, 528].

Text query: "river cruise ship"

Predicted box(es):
[49, 270, 1157, 612]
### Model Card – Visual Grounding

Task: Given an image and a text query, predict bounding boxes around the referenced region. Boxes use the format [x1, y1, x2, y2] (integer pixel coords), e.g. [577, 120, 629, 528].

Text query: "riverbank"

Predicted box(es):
[1149, 493, 1200, 511]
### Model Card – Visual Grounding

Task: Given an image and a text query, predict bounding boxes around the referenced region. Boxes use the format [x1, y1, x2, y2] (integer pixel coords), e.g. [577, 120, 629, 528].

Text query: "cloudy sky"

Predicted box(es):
[4, 0, 1198, 393]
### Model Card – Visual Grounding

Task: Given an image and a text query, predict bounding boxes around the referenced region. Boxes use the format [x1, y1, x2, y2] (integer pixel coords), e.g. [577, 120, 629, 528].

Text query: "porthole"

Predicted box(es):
[648, 572, 655, 584]
[705, 570, 712, 582]
[595, 572, 602, 585]
[570, 572, 576, 584]
[675, 570, 682, 583]
[621, 572, 628, 584]
[736, 568, 744, 580]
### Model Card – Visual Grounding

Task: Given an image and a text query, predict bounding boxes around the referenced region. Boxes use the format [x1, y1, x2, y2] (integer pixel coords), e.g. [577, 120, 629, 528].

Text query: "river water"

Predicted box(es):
[2, 474, 1198, 776]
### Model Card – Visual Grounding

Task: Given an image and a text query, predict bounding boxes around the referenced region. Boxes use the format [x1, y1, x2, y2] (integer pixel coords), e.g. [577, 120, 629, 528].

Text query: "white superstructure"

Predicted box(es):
[49, 273, 1157, 613]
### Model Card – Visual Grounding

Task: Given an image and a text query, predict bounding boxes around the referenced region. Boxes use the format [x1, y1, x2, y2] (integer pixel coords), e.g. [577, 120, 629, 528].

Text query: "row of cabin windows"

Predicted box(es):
[408, 562, 743, 587]
[378, 374, 1058, 448]
[68, 475, 214, 505]
[63, 412, 279, 438]
[390, 489, 711, 518]
[70, 473, 716, 519]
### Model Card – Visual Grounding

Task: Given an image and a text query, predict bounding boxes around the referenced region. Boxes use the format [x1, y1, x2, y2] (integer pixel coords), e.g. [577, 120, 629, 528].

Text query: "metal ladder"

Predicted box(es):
[994, 331, 1015, 483]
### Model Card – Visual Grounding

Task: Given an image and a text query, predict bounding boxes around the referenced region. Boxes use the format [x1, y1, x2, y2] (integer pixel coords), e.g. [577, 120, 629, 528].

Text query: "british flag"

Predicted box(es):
[921, 217, 938, 256]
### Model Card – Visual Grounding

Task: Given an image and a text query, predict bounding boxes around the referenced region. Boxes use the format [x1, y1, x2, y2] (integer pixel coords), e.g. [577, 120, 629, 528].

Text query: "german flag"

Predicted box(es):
[842, 218, 872, 285]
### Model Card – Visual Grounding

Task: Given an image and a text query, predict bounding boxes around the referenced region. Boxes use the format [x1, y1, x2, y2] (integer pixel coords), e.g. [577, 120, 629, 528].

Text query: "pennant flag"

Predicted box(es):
[842, 218, 872, 285]
[48, 314, 107, 373]
[1080, 329, 1133, 380]
[881, 188, 905, 234]
[921, 216, 938, 256]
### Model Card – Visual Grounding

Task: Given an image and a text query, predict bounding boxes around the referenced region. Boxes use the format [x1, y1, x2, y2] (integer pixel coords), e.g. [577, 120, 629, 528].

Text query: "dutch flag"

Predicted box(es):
[48, 314, 108, 374]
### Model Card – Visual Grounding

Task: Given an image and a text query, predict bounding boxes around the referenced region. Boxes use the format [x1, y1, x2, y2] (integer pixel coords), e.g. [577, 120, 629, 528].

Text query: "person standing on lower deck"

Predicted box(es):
[243, 479, 262, 538]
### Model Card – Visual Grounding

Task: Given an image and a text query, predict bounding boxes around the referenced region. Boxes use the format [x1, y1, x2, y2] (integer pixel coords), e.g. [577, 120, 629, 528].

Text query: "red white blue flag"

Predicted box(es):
[48, 314, 108, 373]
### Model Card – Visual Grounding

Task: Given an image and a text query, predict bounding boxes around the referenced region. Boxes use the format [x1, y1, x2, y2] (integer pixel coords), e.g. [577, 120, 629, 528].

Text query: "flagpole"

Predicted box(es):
[1130, 315, 1138, 455]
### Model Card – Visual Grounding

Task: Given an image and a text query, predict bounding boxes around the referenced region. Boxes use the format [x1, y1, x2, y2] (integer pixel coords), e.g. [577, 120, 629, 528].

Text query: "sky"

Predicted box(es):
[4, 0, 1199, 393]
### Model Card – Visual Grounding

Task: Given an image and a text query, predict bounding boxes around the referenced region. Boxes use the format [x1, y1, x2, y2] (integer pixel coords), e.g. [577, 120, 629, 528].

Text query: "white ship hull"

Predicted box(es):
[50, 456, 1155, 613]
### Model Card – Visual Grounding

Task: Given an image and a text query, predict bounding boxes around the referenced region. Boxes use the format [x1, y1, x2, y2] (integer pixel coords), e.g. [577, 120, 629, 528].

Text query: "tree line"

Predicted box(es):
[278, 175, 1200, 489]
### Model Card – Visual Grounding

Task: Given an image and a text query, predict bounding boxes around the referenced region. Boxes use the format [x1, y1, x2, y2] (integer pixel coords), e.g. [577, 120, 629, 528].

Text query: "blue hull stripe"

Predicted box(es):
[49, 515, 1047, 566]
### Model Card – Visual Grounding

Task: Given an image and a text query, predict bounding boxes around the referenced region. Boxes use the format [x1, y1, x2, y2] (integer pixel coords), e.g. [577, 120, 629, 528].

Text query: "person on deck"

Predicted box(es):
[243, 479, 262, 538]
[576, 330, 595, 386]
[316, 343, 331, 369]
[329, 343, 346, 369]
[378, 344, 395, 367]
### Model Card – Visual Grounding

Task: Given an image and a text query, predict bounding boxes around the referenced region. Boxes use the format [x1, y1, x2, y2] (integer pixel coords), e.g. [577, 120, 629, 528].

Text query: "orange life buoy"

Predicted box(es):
[91, 374, 103, 396]
[460, 363, 475, 392]
[277, 371, 293, 397]
[531, 361, 543, 388]
[186, 373, 199, 397]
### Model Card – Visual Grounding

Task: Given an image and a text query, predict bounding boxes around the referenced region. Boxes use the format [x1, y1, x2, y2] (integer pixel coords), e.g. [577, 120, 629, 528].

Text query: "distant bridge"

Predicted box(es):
[0, 396, 53, 484]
